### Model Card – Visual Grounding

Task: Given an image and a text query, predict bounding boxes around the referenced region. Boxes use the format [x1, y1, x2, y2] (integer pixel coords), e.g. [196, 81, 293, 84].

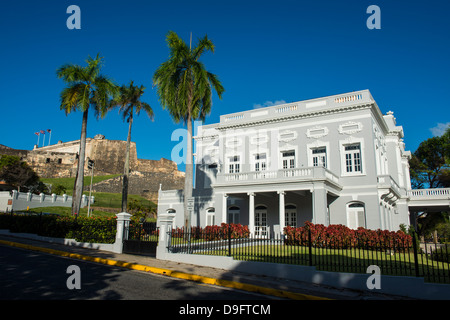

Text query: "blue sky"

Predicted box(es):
[0, 0, 449, 172]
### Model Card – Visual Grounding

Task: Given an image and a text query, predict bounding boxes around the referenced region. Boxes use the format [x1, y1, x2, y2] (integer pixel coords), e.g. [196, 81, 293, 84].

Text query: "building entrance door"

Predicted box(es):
[255, 206, 268, 238]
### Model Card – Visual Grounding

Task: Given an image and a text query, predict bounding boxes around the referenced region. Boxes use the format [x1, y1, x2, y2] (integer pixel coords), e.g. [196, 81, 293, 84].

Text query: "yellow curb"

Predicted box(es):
[0, 239, 331, 300]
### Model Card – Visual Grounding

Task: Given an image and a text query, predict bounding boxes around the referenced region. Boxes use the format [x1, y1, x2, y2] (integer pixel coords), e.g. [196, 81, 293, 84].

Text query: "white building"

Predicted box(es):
[158, 89, 450, 235]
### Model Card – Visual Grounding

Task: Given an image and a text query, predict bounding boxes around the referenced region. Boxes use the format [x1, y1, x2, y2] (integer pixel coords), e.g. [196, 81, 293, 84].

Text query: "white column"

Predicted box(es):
[312, 185, 328, 225]
[248, 192, 255, 235]
[113, 212, 132, 253]
[222, 194, 228, 223]
[156, 212, 176, 259]
[278, 191, 285, 234]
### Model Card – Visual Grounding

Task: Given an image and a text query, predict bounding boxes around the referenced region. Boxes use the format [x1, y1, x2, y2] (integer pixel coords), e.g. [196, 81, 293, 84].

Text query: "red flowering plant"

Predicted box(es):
[221, 223, 250, 239]
[170, 223, 250, 241]
[284, 221, 412, 251]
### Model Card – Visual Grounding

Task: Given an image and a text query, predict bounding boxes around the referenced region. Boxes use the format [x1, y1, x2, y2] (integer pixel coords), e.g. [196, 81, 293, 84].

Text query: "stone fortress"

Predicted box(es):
[0, 134, 185, 203]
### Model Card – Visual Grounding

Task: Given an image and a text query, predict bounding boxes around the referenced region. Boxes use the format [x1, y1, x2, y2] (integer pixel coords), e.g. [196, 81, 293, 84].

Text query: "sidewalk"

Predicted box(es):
[0, 234, 412, 300]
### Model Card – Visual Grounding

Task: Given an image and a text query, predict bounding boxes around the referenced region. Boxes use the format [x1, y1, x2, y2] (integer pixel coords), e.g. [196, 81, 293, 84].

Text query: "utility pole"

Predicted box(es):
[87, 159, 94, 217]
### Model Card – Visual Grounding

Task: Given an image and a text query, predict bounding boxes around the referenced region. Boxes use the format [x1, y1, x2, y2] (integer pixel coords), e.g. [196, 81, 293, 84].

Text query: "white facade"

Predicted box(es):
[158, 90, 443, 234]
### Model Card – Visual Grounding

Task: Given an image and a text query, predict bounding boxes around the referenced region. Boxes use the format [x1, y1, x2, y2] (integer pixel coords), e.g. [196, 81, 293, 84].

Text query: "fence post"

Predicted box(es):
[228, 224, 232, 257]
[156, 212, 176, 259]
[412, 231, 420, 277]
[308, 229, 313, 266]
[113, 212, 132, 253]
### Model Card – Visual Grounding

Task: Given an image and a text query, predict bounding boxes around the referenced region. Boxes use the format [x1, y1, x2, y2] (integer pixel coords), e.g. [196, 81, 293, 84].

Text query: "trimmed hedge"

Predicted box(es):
[0, 214, 117, 244]
[284, 221, 413, 250]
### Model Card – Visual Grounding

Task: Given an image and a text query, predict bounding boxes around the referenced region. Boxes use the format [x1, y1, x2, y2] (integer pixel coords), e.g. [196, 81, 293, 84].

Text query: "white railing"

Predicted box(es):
[218, 166, 339, 185]
[280, 168, 312, 178]
[275, 104, 298, 113]
[0, 190, 87, 212]
[224, 172, 249, 181]
[224, 114, 244, 122]
[334, 93, 363, 104]
[219, 90, 372, 125]
[408, 188, 450, 198]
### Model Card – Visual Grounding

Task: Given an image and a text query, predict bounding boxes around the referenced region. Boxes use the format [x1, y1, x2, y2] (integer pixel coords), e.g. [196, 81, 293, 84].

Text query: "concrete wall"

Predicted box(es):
[0, 229, 115, 252]
[0, 190, 94, 212]
[157, 249, 450, 300]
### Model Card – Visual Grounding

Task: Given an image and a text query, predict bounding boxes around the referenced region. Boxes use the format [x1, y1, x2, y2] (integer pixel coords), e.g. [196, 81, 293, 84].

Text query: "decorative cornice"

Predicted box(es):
[215, 103, 374, 130]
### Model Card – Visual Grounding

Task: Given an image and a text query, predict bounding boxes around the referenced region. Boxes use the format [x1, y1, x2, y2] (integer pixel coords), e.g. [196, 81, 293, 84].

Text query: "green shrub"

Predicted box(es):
[52, 184, 67, 195]
[0, 214, 117, 243]
[431, 246, 450, 263]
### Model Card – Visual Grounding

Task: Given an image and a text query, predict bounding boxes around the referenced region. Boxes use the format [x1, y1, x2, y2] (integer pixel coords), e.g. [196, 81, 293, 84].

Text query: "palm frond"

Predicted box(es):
[153, 31, 224, 125]
[111, 81, 153, 123]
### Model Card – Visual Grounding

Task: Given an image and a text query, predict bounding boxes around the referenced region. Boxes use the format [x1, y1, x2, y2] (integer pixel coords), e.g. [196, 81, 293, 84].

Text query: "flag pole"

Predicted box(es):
[49, 130, 52, 146]
[37, 133, 40, 148]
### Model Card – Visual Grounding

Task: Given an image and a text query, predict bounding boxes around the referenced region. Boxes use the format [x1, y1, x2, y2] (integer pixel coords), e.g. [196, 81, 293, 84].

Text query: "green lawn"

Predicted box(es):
[38, 175, 156, 217]
[27, 206, 114, 218]
[185, 241, 450, 283]
[29, 191, 156, 217]
[41, 174, 121, 195]
[90, 192, 155, 209]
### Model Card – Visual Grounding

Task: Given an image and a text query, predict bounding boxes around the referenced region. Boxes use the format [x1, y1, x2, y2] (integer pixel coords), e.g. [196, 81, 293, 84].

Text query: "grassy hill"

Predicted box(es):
[38, 175, 156, 218]
[41, 174, 120, 195]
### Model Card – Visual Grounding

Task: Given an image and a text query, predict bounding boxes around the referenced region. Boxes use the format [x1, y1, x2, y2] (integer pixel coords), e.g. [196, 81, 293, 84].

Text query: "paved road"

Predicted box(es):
[0, 245, 274, 300]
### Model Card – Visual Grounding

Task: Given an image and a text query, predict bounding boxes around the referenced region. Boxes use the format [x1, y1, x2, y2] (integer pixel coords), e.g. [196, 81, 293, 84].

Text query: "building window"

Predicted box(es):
[58, 158, 62, 164]
[285, 204, 297, 227]
[347, 202, 366, 229]
[206, 208, 215, 226]
[228, 156, 240, 173]
[344, 144, 362, 173]
[46, 158, 50, 163]
[254, 153, 267, 171]
[282, 151, 295, 169]
[166, 209, 176, 214]
[228, 206, 240, 224]
[312, 147, 327, 168]
[255, 205, 268, 238]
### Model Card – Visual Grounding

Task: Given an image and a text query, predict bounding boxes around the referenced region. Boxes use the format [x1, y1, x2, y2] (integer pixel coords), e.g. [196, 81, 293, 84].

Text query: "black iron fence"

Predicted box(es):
[123, 221, 159, 256]
[168, 226, 450, 284]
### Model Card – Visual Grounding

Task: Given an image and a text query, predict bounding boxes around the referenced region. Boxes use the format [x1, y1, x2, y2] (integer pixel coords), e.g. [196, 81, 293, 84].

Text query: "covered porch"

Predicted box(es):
[213, 166, 342, 237]
[217, 184, 340, 238]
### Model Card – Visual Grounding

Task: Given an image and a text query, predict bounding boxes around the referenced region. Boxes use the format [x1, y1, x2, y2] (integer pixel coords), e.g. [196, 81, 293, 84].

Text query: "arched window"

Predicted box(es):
[285, 204, 297, 227]
[166, 208, 176, 214]
[228, 206, 240, 224]
[347, 202, 366, 229]
[206, 208, 215, 226]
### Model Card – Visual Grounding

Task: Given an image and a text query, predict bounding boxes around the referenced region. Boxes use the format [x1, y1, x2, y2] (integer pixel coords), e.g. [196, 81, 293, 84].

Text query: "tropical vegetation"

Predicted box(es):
[152, 31, 224, 229]
[109, 81, 153, 212]
[56, 54, 118, 218]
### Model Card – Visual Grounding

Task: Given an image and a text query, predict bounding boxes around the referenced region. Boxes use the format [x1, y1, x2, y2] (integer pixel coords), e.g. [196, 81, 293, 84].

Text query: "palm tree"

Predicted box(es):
[110, 81, 154, 212]
[57, 54, 118, 217]
[153, 31, 224, 230]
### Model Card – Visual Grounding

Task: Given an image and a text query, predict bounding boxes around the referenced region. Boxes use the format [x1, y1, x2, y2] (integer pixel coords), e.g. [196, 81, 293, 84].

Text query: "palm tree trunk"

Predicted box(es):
[72, 108, 88, 218]
[121, 114, 133, 213]
[184, 114, 194, 231]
